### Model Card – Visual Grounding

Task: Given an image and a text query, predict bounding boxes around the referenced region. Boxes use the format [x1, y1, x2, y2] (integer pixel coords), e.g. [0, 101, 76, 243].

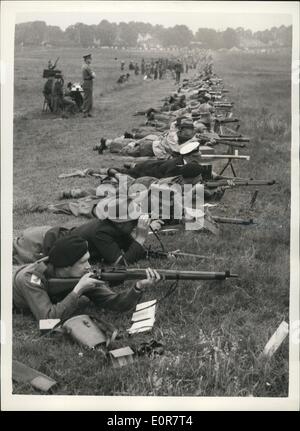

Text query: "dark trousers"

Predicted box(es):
[82, 84, 93, 114]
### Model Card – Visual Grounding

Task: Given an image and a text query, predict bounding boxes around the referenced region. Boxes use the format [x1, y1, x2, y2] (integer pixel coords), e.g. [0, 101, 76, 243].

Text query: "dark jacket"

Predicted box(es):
[13, 220, 146, 267]
[125, 156, 206, 180]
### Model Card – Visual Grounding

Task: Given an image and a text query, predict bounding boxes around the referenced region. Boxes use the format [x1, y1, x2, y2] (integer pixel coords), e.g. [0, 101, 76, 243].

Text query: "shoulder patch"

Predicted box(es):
[31, 274, 41, 286]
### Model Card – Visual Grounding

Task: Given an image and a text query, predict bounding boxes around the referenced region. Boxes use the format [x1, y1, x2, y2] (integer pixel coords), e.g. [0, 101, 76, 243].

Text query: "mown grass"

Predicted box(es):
[12, 47, 291, 396]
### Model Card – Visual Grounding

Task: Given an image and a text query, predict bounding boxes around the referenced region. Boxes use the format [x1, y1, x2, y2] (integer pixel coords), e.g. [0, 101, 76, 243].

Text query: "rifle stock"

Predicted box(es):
[48, 268, 237, 296]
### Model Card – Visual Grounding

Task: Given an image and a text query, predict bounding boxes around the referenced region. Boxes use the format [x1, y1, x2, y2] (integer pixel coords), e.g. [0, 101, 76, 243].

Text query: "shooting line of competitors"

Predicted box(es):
[117, 55, 197, 84]
[13, 50, 276, 381]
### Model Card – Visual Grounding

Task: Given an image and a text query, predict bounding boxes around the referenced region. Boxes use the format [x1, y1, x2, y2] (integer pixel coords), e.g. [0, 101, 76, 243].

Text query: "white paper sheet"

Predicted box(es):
[132, 305, 156, 322]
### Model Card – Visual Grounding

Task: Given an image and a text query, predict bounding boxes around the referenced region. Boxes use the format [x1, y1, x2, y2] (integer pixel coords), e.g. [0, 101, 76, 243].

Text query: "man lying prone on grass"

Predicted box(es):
[13, 199, 164, 266]
[13, 234, 161, 322]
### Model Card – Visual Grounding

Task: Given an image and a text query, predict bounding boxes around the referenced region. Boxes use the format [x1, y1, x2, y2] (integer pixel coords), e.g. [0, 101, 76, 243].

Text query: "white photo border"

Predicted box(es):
[1, 0, 299, 411]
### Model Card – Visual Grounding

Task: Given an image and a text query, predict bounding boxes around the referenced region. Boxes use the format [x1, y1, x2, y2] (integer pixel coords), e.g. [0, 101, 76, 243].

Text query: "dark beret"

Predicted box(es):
[43, 227, 70, 256]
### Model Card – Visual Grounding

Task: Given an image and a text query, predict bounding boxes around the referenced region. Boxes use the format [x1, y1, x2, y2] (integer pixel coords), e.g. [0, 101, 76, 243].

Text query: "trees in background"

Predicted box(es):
[222, 28, 239, 49]
[65, 23, 94, 47]
[15, 21, 48, 45]
[159, 25, 193, 47]
[195, 28, 221, 49]
[94, 20, 118, 47]
[15, 20, 292, 49]
[117, 22, 139, 47]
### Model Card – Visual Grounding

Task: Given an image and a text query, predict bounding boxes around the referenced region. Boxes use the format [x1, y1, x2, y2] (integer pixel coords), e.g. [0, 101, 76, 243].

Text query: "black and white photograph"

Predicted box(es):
[1, 1, 299, 411]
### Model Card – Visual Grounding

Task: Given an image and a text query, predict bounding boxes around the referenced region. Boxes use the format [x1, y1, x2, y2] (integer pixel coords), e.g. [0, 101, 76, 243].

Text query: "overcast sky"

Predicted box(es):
[14, 1, 293, 33]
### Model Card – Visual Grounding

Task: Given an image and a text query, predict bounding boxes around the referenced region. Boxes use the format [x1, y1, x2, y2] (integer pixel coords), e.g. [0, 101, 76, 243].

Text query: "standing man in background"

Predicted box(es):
[174, 58, 183, 84]
[82, 53, 96, 118]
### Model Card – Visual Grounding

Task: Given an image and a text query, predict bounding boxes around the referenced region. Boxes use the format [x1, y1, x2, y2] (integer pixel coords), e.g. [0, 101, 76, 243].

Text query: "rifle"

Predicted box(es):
[197, 134, 249, 148]
[218, 134, 248, 140]
[217, 136, 249, 143]
[151, 215, 255, 234]
[51, 57, 60, 70]
[215, 118, 239, 124]
[212, 141, 246, 149]
[214, 103, 233, 108]
[204, 179, 276, 189]
[212, 216, 254, 225]
[199, 154, 250, 161]
[146, 248, 221, 260]
[47, 268, 238, 296]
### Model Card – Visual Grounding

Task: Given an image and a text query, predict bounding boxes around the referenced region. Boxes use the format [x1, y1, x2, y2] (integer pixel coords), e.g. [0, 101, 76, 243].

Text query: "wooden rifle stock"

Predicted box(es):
[47, 268, 237, 296]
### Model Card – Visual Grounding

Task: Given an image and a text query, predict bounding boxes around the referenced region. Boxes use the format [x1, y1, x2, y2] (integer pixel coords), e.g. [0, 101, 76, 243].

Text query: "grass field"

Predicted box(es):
[12, 46, 291, 397]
